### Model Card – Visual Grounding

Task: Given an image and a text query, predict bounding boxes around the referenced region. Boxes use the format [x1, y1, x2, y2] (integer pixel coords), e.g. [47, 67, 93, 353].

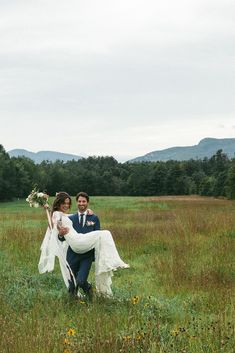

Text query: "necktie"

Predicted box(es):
[80, 213, 84, 227]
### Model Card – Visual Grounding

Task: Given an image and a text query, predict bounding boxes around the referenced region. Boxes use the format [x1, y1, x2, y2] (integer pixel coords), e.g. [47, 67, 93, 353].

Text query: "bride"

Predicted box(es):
[38, 192, 129, 297]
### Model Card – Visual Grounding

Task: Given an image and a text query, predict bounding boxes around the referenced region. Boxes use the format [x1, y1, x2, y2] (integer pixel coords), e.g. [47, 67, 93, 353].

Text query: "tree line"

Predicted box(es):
[1, 144, 235, 201]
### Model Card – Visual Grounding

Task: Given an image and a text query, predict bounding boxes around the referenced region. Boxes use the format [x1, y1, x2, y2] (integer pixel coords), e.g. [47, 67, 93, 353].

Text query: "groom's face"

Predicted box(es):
[77, 196, 88, 213]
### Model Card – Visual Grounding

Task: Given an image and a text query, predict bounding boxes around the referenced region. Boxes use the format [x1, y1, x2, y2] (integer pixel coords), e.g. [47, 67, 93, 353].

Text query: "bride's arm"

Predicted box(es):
[51, 211, 67, 241]
[57, 213, 75, 241]
[51, 211, 61, 228]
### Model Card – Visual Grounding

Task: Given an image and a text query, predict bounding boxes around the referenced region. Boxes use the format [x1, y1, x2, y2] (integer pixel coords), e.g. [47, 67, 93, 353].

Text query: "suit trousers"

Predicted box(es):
[67, 248, 93, 293]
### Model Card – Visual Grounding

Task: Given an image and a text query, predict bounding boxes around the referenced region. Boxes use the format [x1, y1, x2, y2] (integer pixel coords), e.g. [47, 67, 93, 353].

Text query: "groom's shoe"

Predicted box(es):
[75, 283, 84, 299]
[85, 283, 94, 301]
[75, 280, 93, 301]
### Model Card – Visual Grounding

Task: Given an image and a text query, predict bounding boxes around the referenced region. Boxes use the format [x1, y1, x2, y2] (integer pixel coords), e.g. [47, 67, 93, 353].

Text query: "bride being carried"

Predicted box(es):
[38, 191, 129, 298]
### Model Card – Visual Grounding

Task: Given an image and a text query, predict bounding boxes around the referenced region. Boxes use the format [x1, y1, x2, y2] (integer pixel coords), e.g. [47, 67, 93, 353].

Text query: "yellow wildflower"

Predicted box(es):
[64, 349, 71, 353]
[79, 300, 86, 305]
[123, 335, 131, 341]
[67, 328, 76, 336]
[131, 296, 140, 305]
[64, 338, 70, 345]
[171, 328, 180, 337]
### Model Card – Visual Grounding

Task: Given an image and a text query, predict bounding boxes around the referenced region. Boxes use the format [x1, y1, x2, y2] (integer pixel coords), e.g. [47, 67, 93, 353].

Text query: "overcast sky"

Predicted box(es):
[0, 0, 234, 161]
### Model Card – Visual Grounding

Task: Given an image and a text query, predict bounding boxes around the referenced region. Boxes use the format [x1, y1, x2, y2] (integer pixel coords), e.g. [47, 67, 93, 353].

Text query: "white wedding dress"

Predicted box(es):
[38, 211, 129, 296]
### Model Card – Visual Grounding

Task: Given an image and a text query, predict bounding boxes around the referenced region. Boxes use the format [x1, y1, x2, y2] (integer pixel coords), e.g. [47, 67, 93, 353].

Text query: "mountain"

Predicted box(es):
[129, 138, 235, 162]
[8, 149, 83, 163]
[7, 138, 235, 163]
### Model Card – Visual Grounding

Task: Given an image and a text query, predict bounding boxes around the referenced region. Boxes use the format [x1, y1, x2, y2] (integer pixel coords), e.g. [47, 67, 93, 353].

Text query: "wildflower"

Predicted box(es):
[189, 335, 197, 340]
[64, 338, 70, 345]
[171, 328, 180, 337]
[67, 328, 76, 336]
[64, 349, 71, 353]
[123, 336, 131, 341]
[79, 300, 86, 305]
[131, 296, 140, 305]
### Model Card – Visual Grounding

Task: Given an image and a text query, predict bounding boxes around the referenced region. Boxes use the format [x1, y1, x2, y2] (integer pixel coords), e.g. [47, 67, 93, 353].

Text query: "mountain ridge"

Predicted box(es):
[128, 138, 235, 162]
[7, 138, 235, 163]
[8, 149, 83, 163]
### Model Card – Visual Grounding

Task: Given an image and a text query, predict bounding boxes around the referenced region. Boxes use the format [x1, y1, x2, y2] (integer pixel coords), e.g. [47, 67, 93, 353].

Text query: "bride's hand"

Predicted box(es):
[58, 226, 69, 236]
[87, 208, 94, 215]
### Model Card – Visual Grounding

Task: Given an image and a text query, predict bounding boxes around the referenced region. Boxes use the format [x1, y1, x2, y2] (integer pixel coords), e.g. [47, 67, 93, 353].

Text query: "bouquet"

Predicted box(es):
[26, 187, 52, 229]
[26, 187, 49, 208]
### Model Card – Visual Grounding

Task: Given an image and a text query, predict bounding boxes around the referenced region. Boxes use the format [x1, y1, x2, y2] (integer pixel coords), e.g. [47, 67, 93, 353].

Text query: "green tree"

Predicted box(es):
[199, 176, 216, 196]
[225, 159, 235, 199]
[0, 145, 15, 200]
[11, 156, 38, 198]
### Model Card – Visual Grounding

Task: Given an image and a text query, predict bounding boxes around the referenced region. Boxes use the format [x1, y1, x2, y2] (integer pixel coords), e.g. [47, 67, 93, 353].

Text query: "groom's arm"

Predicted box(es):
[94, 215, 100, 230]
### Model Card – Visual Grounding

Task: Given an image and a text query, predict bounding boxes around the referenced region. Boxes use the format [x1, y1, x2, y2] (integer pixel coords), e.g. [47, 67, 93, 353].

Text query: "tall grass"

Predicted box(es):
[0, 196, 234, 352]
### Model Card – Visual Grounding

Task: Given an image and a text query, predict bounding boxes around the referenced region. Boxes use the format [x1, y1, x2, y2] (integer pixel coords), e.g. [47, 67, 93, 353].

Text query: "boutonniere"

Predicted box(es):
[86, 220, 95, 226]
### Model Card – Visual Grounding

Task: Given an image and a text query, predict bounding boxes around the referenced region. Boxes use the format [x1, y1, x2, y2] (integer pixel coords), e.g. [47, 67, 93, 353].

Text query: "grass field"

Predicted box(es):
[0, 196, 235, 353]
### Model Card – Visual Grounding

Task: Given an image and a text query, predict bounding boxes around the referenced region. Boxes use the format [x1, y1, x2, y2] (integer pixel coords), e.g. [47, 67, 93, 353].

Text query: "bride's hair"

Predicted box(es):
[52, 192, 72, 213]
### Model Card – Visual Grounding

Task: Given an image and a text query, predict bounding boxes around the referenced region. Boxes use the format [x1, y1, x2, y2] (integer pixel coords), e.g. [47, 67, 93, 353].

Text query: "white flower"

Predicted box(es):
[34, 203, 39, 208]
[37, 192, 44, 198]
[86, 221, 95, 226]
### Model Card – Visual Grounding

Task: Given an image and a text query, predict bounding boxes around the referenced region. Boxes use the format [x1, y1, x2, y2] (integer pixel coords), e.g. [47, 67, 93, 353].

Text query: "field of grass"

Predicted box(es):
[0, 196, 235, 353]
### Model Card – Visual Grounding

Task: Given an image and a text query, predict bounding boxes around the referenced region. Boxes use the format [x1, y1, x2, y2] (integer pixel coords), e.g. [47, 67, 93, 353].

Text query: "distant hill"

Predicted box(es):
[129, 138, 235, 162]
[8, 149, 83, 163]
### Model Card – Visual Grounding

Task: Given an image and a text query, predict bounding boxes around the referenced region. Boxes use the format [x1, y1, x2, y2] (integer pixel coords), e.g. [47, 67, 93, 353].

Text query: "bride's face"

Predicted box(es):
[59, 198, 71, 213]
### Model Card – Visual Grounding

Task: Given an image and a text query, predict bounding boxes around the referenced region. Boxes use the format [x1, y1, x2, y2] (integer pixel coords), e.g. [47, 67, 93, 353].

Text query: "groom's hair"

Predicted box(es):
[76, 192, 89, 202]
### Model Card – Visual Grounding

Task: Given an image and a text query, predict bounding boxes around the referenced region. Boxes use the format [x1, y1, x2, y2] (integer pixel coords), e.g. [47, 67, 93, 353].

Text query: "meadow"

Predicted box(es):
[0, 196, 235, 353]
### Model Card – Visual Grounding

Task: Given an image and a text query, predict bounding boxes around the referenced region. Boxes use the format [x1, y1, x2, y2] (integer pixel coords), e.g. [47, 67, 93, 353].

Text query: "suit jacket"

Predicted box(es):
[67, 212, 100, 261]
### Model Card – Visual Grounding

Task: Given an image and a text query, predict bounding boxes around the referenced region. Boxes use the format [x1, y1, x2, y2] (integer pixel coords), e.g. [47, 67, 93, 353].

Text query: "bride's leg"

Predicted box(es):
[64, 228, 100, 254]
[64, 228, 129, 296]
[95, 230, 130, 273]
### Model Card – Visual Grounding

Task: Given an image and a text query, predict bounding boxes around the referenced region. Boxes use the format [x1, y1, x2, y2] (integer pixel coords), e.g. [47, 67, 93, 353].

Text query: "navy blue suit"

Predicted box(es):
[67, 213, 100, 294]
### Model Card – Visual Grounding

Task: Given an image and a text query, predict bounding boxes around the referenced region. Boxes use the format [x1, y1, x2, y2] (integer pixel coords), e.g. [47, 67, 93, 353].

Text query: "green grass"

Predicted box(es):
[0, 196, 235, 353]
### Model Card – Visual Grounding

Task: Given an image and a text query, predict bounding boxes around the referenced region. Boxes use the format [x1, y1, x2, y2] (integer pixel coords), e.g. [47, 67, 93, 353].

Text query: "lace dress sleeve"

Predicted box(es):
[61, 214, 73, 228]
[51, 211, 62, 228]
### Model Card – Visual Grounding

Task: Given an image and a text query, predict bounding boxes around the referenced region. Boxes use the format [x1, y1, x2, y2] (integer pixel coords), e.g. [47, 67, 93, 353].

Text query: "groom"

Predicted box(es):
[59, 192, 100, 297]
